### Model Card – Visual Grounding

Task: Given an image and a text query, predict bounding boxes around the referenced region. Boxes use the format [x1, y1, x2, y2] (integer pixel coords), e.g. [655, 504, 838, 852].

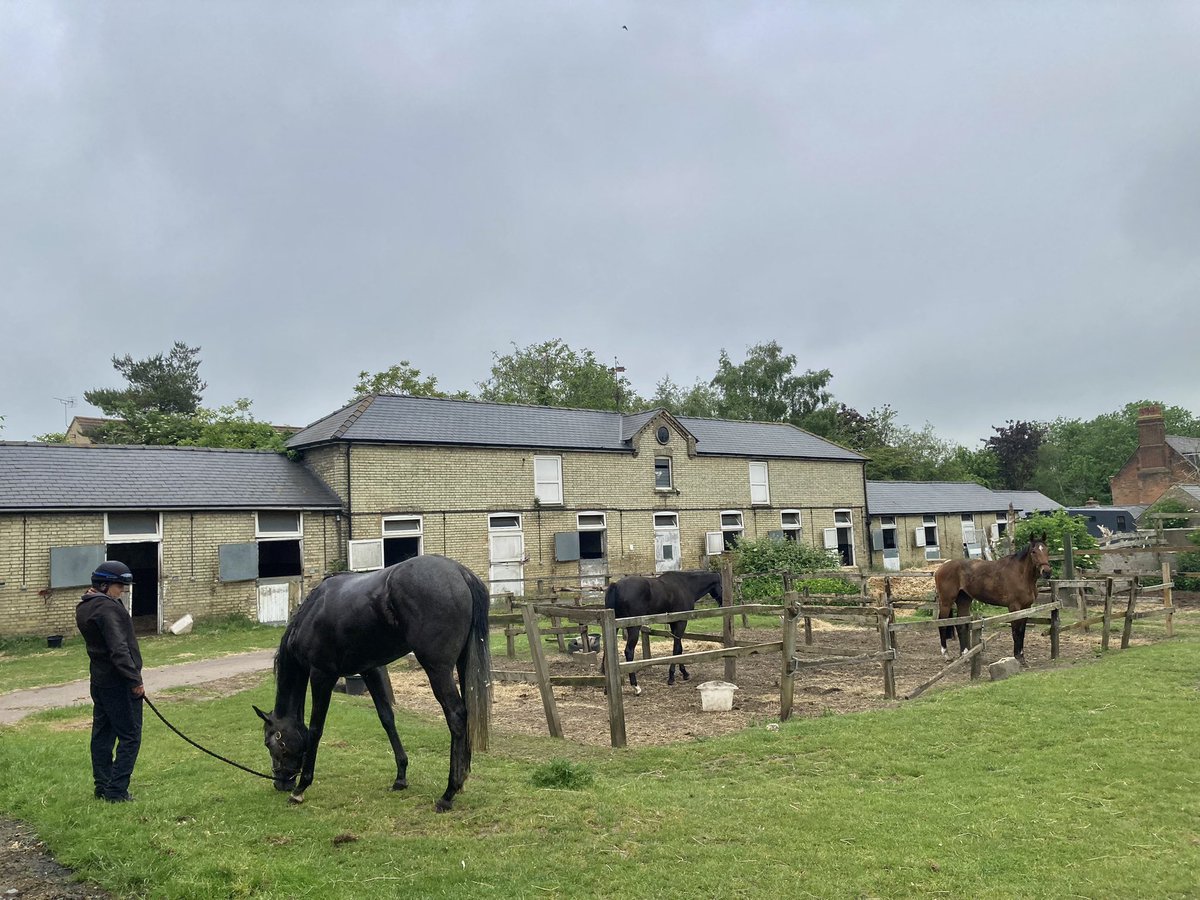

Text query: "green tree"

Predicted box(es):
[710, 341, 833, 425]
[477, 340, 641, 411]
[350, 362, 446, 403]
[184, 399, 288, 451]
[34, 432, 68, 443]
[85, 341, 206, 419]
[649, 375, 719, 418]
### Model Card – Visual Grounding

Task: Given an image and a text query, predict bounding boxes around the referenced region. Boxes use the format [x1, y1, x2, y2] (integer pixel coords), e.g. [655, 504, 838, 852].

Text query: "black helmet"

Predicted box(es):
[92, 560, 134, 585]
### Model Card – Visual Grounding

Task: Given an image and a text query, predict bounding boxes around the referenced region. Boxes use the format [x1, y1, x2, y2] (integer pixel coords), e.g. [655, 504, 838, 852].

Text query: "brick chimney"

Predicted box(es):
[1136, 406, 1168, 472]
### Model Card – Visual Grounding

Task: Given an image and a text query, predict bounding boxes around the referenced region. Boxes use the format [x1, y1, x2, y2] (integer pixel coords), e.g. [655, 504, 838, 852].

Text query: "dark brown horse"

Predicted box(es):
[603, 570, 723, 693]
[934, 534, 1051, 663]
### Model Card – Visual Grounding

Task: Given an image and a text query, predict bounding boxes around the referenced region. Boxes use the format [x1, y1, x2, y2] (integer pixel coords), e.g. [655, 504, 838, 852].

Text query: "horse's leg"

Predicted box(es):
[955, 595, 972, 656]
[1012, 618, 1028, 665]
[360, 666, 408, 791]
[669, 621, 688, 684]
[424, 664, 469, 812]
[624, 626, 642, 695]
[937, 590, 953, 657]
[291, 671, 336, 805]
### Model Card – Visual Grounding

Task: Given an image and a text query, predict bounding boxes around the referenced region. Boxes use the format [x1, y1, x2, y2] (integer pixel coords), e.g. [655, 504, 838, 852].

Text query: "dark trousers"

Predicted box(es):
[90, 678, 142, 799]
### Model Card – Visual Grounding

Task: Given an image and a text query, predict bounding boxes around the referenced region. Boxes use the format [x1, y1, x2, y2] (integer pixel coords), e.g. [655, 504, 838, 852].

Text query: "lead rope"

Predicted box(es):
[143, 695, 277, 782]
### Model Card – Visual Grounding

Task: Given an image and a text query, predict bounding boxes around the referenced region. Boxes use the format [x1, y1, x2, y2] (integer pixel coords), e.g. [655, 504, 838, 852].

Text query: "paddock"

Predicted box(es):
[376, 564, 1183, 748]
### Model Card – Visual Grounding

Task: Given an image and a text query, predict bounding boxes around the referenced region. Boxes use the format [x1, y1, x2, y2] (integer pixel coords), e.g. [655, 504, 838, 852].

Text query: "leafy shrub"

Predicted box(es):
[795, 577, 859, 597]
[1176, 538, 1200, 591]
[530, 758, 594, 790]
[1145, 498, 1193, 530]
[1013, 508, 1099, 577]
[733, 537, 843, 602]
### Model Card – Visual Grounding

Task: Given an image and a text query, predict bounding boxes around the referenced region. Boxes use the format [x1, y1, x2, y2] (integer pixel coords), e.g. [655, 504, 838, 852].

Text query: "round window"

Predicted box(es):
[656, 425, 670, 445]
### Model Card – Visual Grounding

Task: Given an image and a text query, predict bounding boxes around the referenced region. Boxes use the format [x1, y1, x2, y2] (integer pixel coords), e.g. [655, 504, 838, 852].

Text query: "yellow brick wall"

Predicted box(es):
[867, 511, 1008, 569]
[327, 417, 868, 591]
[0, 509, 338, 637]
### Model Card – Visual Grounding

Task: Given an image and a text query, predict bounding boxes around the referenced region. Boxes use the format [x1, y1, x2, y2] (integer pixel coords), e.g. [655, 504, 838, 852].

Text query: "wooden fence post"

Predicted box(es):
[1101, 578, 1113, 652]
[721, 559, 737, 682]
[780, 593, 799, 721]
[1162, 561, 1174, 639]
[522, 603, 563, 739]
[505, 595, 517, 659]
[801, 584, 813, 646]
[1121, 580, 1138, 650]
[969, 616, 983, 680]
[599, 608, 627, 748]
[1049, 604, 1060, 660]
[878, 605, 897, 700]
[1064, 532, 1087, 632]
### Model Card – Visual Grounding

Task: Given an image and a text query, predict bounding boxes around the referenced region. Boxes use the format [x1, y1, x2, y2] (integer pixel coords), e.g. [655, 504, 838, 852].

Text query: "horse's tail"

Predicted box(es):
[604, 582, 620, 610]
[460, 568, 492, 754]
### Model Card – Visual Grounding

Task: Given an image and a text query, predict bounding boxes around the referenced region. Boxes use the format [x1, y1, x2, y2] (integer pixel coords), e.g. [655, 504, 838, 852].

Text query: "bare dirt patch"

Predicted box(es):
[384, 606, 1174, 748]
[0, 817, 111, 899]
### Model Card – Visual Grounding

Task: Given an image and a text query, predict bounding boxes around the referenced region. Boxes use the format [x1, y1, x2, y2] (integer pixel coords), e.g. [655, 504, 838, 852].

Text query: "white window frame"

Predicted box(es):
[577, 511, 607, 531]
[533, 456, 563, 505]
[489, 512, 523, 531]
[749, 461, 770, 505]
[104, 512, 161, 543]
[654, 456, 673, 491]
[780, 509, 802, 542]
[720, 510, 744, 549]
[252, 511, 298, 540]
[654, 512, 679, 529]
[382, 515, 423, 537]
[880, 515, 898, 551]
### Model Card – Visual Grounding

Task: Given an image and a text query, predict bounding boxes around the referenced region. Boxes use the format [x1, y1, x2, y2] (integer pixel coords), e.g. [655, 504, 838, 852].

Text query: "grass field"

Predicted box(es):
[2, 624, 1198, 898]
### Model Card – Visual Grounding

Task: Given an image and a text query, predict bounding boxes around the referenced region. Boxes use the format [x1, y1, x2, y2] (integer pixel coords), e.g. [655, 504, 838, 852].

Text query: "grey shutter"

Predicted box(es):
[50, 544, 106, 588]
[219, 542, 259, 582]
[554, 532, 581, 562]
[870, 527, 884, 551]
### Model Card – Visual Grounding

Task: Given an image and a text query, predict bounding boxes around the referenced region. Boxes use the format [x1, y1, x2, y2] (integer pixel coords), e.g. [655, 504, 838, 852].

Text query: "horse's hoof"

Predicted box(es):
[391, 779, 408, 791]
[288, 793, 305, 805]
[680, 671, 690, 682]
[434, 798, 453, 813]
[939, 648, 948, 658]
[633, 685, 642, 696]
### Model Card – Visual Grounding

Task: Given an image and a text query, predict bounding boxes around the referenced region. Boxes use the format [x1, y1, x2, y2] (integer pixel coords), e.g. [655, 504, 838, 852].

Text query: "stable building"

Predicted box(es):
[0, 443, 342, 637]
[286, 394, 870, 595]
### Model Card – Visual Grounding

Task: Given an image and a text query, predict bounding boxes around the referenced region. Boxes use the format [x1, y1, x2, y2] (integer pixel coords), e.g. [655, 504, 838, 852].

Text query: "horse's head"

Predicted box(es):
[709, 575, 725, 607]
[253, 705, 309, 792]
[1029, 533, 1052, 579]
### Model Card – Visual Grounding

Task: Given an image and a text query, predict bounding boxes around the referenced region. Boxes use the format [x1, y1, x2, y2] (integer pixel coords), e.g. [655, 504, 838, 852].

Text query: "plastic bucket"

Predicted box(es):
[46, 635, 64, 649]
[344, 674, 367, 696]
[697, 681, 738, 712]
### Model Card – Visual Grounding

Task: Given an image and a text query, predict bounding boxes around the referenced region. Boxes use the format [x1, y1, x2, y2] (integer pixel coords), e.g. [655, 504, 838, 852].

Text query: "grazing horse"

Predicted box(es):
[252, 555, 491, 812]
[934, 534, 1052, 663]
[603, 570, 723, 693]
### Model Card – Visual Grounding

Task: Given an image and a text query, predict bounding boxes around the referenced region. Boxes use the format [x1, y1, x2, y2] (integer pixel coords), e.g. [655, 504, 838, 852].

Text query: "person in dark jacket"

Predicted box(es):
[76, 560, 144, 803]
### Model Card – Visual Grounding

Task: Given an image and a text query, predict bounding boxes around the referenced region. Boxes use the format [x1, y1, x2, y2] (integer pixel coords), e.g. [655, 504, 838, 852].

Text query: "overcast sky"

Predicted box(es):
[3, 3, 1198, 447]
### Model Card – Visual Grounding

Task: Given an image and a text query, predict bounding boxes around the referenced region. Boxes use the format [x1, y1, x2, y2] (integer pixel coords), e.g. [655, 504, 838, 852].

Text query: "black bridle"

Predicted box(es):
[143, 695, 276, 782]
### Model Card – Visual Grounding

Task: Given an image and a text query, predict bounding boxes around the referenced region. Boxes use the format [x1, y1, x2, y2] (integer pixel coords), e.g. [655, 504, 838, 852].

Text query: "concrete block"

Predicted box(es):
[988, 656, 1022, 681]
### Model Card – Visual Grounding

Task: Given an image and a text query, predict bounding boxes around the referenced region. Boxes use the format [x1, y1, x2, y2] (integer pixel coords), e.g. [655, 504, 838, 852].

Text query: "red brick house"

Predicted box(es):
[1110, 406, 1200, 506]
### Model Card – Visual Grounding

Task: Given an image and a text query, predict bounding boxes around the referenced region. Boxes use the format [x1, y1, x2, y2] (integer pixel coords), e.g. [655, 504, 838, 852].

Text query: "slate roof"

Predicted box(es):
[992, 490, 1064, 514]
[866, 481, 1007, 516]
[1167, 436, 1200, 465]
[0, 443, 343, 512]
[287, 395, 866, 462]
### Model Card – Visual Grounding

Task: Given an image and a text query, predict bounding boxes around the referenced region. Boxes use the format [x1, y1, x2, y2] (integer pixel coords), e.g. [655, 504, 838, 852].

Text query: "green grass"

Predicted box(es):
[2, 633, 1198, 898]
[0, 616, 281, 694]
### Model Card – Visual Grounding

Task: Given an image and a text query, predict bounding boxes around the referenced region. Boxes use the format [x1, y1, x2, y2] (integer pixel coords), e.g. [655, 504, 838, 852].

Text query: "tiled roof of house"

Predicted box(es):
[287, 395, 866, 462]
[866, 481, 1008, 515]
[990, 490, 1064, 514]
[0, 443, 343, 511]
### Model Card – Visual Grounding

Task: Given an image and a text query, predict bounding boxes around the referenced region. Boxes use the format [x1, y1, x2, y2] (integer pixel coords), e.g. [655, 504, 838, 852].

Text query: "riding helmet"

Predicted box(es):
[91, 560, 134, 585]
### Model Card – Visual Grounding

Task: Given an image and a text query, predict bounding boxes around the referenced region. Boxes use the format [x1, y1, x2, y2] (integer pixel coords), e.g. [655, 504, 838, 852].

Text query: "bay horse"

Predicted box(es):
[252, 555, 491, 812]
[602, 570, 723, 694]
[934, 533, 1052, 663]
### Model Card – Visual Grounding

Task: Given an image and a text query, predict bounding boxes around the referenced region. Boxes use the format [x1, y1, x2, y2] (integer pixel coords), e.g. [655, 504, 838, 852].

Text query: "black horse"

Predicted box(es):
[252, 555, 491, 812]
[603, 570, 723, 693]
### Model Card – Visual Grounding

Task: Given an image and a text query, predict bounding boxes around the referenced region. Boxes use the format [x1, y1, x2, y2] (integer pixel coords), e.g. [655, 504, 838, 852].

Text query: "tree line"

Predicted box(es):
[27, 338, 1200, 506]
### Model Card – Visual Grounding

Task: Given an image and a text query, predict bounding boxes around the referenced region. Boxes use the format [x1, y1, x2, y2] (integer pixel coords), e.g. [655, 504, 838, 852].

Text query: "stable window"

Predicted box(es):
[654, 512, 678, 529]
[915, 514, 939, 560]
[880, 515, 897, 550]
[382, 515, 423, 566]
[1116, 515, 1127, 531]
[720, 510, 744, 551]
[576, 512, 607, 560]
[780, 510, 802, 542]
[105, 512, 161, 542]
[749, 462, 770, 505]
[489, 513, 522, 531]
[256, 511, 302, 538]
[654, 456, 673, 490]
[533, 456, 563, 505]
